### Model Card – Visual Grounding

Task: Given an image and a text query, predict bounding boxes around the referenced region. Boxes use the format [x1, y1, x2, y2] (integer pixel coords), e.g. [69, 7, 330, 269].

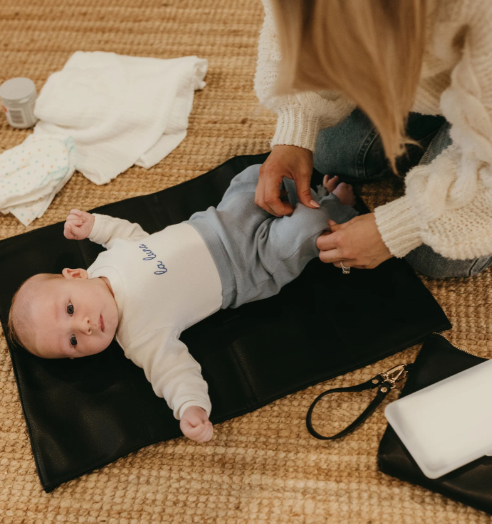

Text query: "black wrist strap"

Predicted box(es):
[306, 364, 411, 440]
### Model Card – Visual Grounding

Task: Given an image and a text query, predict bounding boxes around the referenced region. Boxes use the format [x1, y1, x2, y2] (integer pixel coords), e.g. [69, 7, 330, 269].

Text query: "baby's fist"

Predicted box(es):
[180, 406, 213, 443]
[64, 209, 95, 240]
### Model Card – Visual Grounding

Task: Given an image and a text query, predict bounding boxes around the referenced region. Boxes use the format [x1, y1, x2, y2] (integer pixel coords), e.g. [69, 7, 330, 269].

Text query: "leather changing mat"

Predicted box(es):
[0, 153, 451, 492]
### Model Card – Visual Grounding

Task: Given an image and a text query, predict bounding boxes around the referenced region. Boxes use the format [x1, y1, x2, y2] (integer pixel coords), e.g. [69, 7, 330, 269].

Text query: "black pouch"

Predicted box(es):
[0, 153, 450, 492]
[378, 333, 492, 515]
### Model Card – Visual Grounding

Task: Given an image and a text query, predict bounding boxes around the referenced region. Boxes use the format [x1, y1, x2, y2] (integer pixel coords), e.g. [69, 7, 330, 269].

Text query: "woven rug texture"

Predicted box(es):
[0, 1, 491, 523]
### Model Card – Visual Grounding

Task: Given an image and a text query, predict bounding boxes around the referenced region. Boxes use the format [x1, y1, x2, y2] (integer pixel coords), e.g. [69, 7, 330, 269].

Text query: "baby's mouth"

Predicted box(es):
[100, 314, 105, 332]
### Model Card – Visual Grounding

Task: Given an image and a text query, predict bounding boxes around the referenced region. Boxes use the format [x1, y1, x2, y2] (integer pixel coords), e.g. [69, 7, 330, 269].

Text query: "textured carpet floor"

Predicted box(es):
[0, 1, 491, 523]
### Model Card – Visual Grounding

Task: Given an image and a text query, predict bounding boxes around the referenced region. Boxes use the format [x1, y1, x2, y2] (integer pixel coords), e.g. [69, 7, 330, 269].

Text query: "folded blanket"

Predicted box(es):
[33, 51, 208, 184]
[0, 135, 76, 225]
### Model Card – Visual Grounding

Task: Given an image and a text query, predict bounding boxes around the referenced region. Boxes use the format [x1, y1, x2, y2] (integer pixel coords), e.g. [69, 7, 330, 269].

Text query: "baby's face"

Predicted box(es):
[29, 269, 119, 359]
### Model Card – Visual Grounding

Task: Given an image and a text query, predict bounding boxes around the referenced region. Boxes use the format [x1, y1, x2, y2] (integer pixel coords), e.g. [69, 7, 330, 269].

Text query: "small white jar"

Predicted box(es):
[0, 77, 39, 129]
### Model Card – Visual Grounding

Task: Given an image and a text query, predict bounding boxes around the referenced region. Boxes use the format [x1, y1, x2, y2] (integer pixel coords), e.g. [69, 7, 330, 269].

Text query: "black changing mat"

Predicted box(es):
[0, 153, 450, 492]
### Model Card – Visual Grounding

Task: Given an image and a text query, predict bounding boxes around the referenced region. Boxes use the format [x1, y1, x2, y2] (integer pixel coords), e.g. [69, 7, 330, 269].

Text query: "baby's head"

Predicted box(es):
[8, 269, 119, 359]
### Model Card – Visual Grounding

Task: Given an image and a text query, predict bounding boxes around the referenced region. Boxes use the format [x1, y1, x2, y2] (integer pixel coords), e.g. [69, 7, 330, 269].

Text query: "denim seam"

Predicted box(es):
[468, 257, 487, 277]
[356, 127, 379, 179]
[416, 128, 446, 145]
[419, 122, 452, 166]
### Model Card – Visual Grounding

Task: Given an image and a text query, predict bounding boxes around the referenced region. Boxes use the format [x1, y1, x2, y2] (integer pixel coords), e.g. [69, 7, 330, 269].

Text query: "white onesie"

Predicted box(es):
[87, 213, 223, 419]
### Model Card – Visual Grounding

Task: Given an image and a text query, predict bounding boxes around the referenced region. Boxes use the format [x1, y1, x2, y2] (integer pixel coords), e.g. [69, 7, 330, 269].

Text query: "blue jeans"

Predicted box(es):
[313, 109, 492, 278]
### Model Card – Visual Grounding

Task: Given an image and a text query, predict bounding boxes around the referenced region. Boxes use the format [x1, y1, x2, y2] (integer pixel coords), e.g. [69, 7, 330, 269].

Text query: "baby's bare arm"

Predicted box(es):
[64, 209, 95, 240]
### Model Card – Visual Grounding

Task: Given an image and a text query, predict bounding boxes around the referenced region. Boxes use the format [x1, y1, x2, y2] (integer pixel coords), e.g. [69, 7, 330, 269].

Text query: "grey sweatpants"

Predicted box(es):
[186, 164, 358, 309]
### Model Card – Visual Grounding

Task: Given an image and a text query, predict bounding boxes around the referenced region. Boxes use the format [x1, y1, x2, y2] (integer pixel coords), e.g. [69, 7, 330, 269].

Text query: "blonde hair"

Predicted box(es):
[8, 273, 62, 353]
[271, 0, 427, 171]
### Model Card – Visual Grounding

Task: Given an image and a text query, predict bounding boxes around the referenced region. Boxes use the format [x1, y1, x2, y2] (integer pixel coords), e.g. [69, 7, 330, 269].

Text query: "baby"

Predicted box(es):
[8, 165, 357, 443]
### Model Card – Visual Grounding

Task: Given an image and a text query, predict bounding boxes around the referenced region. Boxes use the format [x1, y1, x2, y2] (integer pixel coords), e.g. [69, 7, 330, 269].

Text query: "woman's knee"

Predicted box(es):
[313, 108, 383, 180]
[313, 110, 447, 181]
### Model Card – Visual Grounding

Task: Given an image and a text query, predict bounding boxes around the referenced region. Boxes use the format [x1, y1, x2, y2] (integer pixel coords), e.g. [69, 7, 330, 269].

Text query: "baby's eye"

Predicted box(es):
[67, 302, 74, 315]
[70, 335, 77, 347]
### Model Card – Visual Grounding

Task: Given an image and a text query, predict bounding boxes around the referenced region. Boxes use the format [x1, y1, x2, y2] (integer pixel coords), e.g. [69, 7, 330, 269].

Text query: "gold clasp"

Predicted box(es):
[380, 364, 408, 388]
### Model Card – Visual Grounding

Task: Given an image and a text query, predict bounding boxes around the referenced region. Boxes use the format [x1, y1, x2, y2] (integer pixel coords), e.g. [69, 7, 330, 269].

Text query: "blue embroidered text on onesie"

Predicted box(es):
[139, 243, 155, 260]
[139, 244, 167, 275]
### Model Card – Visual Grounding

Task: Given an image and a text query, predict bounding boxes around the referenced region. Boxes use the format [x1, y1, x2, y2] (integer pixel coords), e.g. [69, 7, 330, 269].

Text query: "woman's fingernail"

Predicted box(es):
[310, 200, 320, 208]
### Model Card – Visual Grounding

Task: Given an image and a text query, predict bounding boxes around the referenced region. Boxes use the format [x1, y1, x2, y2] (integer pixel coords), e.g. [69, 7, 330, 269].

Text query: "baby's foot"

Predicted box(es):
[323, 175, 356, 206]
[323, 174, 339, 193]
[333, 182, 356, 206]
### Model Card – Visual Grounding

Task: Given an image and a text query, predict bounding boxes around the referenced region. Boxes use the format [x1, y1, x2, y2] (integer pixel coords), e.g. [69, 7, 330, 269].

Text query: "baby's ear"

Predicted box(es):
[62, 268, 89, 280]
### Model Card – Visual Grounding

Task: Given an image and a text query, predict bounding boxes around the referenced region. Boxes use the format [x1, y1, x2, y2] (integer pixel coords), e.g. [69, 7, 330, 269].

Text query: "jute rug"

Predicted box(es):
[0, 1, 491, 522]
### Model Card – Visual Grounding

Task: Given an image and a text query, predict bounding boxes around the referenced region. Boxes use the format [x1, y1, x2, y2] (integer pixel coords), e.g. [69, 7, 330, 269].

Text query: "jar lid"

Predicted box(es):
[0, 77, 36, 102]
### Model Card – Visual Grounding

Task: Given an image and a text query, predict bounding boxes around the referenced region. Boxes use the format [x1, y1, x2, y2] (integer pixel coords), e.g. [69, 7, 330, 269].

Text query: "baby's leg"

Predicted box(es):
[250, 188, 358, 296]
[187, 164, 358, 308]
[216, 165, 356, 239]
[211, 164, 269, 220]
[227, 173, 358, 307]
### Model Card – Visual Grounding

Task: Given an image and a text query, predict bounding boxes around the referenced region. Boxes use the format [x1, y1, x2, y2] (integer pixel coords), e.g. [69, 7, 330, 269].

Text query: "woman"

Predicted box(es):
[254, 0, 492, 278]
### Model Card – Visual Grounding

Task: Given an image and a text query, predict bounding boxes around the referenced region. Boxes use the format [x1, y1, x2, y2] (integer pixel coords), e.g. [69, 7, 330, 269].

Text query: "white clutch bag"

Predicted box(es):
[385, 358, 492, 479]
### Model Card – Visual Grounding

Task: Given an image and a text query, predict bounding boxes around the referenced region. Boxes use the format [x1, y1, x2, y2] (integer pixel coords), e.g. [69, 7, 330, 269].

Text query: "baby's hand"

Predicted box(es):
[180, 406, 213, 443]
[64, 209, 95, 240]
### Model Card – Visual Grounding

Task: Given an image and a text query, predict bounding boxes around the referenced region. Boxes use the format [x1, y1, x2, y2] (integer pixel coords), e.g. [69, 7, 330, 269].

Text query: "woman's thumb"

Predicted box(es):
[328, 219, 341, 231]
[297, 179, 320, 209]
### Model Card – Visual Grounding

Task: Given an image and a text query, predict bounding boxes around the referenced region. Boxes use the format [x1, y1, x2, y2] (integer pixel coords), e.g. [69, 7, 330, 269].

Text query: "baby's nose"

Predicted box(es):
[79, 317, 92, 335]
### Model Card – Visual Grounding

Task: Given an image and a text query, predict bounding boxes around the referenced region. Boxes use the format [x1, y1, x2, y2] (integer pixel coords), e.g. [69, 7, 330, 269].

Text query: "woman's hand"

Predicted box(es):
[316, 213, 393, 269]
[255, 144, 317, 216]
[64, 209, 95, 240]
[180, 406, 213, 443]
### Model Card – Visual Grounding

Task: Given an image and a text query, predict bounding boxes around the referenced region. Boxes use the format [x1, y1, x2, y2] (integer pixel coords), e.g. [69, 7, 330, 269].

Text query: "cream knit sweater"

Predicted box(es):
[255, 0, 492, 260]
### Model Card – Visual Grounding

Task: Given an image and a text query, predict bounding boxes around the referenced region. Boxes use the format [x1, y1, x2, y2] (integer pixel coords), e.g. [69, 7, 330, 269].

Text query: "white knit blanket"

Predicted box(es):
[33, 51, 208, 184]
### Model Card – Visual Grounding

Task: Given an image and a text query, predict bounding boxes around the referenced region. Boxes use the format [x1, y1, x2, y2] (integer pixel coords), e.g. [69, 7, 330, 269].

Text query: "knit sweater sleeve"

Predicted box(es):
[254, 0, 356, 152]
[375, 2, 492, 260]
